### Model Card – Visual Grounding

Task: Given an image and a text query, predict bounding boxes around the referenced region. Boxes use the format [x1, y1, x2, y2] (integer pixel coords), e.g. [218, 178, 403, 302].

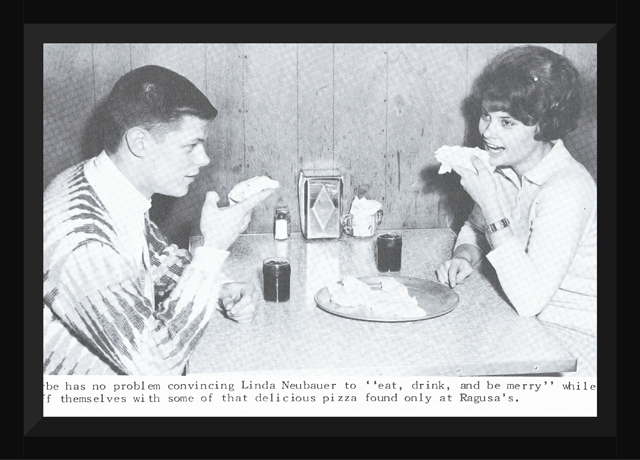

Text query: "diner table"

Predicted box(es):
[188, 228, 576, 377]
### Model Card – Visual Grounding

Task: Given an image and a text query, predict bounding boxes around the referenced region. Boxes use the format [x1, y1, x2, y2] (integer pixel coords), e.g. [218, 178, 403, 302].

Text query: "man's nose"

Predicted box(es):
[194, 144, 210, 167]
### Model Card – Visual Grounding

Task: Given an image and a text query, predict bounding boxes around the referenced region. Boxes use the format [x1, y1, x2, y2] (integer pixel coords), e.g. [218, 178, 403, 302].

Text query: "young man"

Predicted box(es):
[43, 65, 274, 376]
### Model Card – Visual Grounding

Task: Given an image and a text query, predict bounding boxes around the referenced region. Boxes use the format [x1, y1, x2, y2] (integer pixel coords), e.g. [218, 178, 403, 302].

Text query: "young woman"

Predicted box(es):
[436, 45, 597, 376]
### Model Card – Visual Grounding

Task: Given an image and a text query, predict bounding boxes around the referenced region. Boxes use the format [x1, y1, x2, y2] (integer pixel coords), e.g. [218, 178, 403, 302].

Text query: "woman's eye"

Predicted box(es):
[501, 119, 514, 127]
[480, 113, 490, 121]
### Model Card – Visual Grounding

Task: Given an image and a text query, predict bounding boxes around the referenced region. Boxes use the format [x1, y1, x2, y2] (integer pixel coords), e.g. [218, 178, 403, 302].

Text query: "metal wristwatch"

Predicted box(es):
[486, 218, 510, 234]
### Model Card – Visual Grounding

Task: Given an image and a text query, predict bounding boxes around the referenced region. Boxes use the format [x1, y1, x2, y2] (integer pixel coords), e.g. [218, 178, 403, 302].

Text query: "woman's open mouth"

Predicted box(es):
[484, 141, 505, 156]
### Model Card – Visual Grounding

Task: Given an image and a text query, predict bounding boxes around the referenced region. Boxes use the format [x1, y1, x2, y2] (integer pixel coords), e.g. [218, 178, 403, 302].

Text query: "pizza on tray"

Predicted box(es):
[326, 276, 426, 319]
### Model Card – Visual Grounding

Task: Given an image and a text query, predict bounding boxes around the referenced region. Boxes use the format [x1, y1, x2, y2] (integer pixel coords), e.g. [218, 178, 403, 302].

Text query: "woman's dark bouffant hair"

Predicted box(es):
[102, 65, 218, 154]
[472, 45, 582, 142]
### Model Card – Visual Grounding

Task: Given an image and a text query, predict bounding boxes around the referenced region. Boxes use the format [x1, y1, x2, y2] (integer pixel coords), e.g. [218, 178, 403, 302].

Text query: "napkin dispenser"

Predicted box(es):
[298, 170, 343, 239]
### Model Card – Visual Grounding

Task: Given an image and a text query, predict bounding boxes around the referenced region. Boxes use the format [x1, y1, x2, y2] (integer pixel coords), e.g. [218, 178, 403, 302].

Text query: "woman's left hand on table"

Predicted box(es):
[218, 282, 259, 323]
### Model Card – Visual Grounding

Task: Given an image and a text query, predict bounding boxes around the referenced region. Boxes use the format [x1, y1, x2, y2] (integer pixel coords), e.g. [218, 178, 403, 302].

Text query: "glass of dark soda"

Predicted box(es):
[262, 257, 291, 302]
[376, 233, 402, 272]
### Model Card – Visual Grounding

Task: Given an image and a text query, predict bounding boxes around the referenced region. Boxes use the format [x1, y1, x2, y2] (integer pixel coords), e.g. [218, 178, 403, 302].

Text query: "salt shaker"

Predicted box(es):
[274, 206, 291, 240]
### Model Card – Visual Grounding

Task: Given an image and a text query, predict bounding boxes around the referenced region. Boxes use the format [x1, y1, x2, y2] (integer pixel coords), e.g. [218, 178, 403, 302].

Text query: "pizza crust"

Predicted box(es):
[434, 145, 494, 174]
[228, 176, 279, 204]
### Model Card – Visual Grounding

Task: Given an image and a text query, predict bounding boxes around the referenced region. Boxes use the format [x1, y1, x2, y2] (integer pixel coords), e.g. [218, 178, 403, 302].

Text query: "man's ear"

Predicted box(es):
[125, 127, 152, 158]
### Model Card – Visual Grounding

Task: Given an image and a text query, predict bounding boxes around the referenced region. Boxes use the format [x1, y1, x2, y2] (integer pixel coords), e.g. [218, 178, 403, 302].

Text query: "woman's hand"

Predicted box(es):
[436, 244, 482, 288]
[452, 156, 503, 222]
[436, 257, 474, 288]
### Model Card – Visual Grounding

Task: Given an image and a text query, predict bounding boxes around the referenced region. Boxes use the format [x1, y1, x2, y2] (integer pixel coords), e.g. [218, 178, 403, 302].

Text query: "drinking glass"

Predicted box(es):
[262, 257, 291, 302]
[376, 233, 402, 272]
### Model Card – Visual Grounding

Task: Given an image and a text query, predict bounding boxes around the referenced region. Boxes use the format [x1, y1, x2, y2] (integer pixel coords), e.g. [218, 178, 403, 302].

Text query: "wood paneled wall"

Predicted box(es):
[43, 43, 597, 248]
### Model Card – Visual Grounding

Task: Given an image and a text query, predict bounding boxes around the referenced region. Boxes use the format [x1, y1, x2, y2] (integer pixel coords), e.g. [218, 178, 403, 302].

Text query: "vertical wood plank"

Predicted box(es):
[130, 44, 208, 247]
[43, 44, 94, 189]
[385, 44, 468, 230]
[563, 43, 597, 181]
[334, 44, 387, 220]
[298, 44, 334, 171]
[92, 44, 131, 103]
[83, 44, 132, 160]
[204, 44, 246, 207]
[244, 43, 298, 233]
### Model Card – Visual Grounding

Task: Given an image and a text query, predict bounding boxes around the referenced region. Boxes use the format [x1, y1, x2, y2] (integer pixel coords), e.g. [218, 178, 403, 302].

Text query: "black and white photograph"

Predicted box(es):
[42, 42, 598, 382]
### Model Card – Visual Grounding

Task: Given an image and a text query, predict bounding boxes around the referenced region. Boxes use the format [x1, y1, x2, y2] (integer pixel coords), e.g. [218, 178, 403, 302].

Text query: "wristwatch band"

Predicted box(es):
[486, 218, 510, 234]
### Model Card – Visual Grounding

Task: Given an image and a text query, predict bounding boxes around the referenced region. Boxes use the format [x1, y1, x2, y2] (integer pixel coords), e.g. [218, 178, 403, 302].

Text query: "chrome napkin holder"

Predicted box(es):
[298, 169, 343, 239]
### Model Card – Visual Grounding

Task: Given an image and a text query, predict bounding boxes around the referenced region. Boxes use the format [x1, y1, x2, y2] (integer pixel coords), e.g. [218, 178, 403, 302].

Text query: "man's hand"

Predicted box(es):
[436, 258, 474, 288]
[218, 282, 260, 323]
[200, 189, 275, 251]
